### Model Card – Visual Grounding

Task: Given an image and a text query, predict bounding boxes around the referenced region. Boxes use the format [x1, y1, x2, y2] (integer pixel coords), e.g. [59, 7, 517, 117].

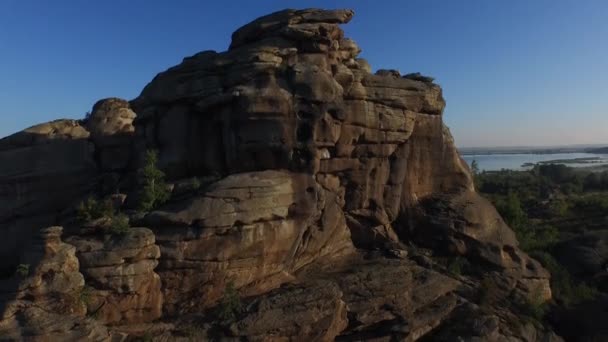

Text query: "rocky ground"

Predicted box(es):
[0, 8, 566, 341]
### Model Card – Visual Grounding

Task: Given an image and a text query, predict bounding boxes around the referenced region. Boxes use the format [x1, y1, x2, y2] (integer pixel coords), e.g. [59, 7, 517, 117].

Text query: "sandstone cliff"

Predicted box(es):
[0, 8, 561, 341]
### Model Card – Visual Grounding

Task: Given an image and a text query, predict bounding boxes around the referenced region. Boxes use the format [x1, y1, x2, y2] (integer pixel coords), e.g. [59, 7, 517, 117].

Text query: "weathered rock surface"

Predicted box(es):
[0, 7, 560, 342]
[86, 98, 137, 171]
[0, 227, 110, 341]
[403, 191, 552, 300]
[0, 98, 137, 272]
[66, 227, 163, 325]
[144, 170, 353, 313]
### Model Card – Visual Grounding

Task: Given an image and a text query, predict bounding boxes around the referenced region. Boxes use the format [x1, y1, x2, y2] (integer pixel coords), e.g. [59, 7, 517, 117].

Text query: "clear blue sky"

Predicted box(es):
[1, 0, 607, 147]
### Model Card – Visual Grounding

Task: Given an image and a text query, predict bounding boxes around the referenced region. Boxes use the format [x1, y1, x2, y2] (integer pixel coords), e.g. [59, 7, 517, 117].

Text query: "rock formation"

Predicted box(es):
[0, 8, 562, 341]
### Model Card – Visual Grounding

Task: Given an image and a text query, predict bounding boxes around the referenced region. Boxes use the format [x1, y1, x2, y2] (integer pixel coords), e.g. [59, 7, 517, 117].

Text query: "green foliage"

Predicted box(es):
[76, 196, 131, 236]
[471, 160, 480, 175]
[495, 191, 527, 228]
[183, 325, 205, 341]
[79, 286, 93, 306]
[515, 286, 548, 325]
[478, 276, 501, 309]
[571, 193, 608, 213]
[218, 281, 243, 322]
[77, 197, 114, 222]
[548, 198, 569, 217]
[109, 214, 130, 236]
[447, 256, 470, 276]
[138, 150, 170, 212]
[190, 177, 201, 191]
[138, 332, 153, 342]
[532, 252, 599, 307]
[15, 264, 30, 277]
[514, 224, 559, 253]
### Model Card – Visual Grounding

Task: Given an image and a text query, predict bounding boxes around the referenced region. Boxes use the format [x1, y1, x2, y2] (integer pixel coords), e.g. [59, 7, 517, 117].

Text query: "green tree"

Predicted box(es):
[496, 191, 526, 228]
[138, 150, 170, 212]
[218, 281, 243, 322]
[471, 160, 480, 175]
[109, 214, 130, 236]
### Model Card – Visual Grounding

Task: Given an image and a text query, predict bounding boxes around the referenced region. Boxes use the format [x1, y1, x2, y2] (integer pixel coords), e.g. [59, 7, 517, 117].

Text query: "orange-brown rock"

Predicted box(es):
[0, 7, 559, 341]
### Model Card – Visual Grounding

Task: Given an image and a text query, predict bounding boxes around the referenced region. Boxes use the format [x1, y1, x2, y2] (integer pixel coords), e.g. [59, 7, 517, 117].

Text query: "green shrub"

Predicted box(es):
[77, 197, 114, 222]
[138, 150, 170, 212]
[495, 191, 527, 228]
[478, 276, 501, 310]
[15, 264, 30, 277]
[517, 287, 548, 324]
[109, 214, 130, 236]
[514, 224, 559, 253]
[532, 251, 599, 307]
[447, 256, 469, 276]
[79, 286, 93, 306]
[218, 281, 243, 322]
[191, 178, 201, 191]
[183, 325, 205, 341]
[138, 332, 153, 342]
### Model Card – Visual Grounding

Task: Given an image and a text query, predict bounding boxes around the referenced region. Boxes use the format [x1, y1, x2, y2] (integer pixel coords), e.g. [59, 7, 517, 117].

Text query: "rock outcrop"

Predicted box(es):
[66, 227, 163, 325]
[0, 8, 560, 341]
[0, 227, 109, 341]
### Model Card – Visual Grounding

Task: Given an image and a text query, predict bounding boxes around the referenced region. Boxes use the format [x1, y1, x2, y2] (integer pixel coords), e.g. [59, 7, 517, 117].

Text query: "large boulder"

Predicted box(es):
[0, 7, 559, 341]
[131, 7, 547, 310]
[0, 227, 110, 341]
[142, 170, 353, 313]
[66, 228, 163, 325]
[86, 98, 137, 171]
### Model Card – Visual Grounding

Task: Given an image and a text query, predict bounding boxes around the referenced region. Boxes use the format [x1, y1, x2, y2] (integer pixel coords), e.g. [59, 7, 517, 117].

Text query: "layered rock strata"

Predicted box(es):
[0, 8, 559, 341]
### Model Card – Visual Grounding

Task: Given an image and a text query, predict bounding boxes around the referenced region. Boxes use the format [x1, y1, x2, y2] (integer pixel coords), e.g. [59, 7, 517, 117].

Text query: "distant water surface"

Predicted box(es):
[462, 153, 608, 171]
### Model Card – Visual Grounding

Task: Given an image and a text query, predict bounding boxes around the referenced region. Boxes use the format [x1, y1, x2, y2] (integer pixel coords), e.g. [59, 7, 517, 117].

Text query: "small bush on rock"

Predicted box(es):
[78, 286, 93, 306]
[137, 150, 170, 212]
[109, 214, 130, 236]
[447, 256, 470, 276]
[77, 197, 114, 222]
[218, 281, 243, 322]
[15, 264, 30, 277]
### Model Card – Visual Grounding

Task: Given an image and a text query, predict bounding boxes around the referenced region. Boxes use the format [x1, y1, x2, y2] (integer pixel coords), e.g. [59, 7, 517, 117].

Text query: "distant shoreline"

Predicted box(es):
[459, 145, 608, 156]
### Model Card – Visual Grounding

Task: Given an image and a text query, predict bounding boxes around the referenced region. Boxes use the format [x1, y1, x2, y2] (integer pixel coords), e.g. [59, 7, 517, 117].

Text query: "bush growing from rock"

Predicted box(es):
[218, 281, 243, 322]
[77, 197, 114, 222]
[15, 264, 30, 277]
[76, 196, 131, 236]
[109, 214, 130, 236]
[137, 150, 170, 212]
[447, 256, 470, 276]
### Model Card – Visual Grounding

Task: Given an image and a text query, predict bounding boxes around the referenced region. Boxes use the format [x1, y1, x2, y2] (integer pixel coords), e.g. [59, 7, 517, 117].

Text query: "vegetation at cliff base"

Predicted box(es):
[476, 164, 603, 308]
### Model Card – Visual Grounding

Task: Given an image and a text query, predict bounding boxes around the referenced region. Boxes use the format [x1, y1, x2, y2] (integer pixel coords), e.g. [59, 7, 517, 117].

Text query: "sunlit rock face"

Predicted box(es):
[131, 7, 546, 312]
[0, 8, 557, 341]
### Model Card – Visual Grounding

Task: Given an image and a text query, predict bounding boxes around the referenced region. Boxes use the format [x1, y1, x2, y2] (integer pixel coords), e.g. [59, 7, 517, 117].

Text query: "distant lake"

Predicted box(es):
[462, 153, 608, 171]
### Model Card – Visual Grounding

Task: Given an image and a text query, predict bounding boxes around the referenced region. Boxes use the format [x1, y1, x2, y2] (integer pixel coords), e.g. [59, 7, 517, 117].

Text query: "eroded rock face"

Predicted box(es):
[143, 170, 353, 313]
[0, 98, 137, 272]
[0, 227, 110, 341]
[129, 8, 452, 252]
[66, 228, 162, 325]
[403, 191, 552, 300]
[86, 98, 137, 171]
[131, 7, 548, 310]
[0, 7, 558, 341]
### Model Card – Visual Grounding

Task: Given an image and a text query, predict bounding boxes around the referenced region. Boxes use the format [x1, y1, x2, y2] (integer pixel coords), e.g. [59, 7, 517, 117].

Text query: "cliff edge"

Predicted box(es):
[0, 9, 560, 341]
